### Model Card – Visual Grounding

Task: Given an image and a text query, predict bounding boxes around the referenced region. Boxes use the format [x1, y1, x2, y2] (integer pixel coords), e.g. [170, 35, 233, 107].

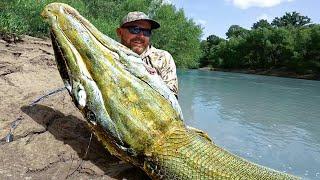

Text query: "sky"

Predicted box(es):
[166, 0, 320, 39]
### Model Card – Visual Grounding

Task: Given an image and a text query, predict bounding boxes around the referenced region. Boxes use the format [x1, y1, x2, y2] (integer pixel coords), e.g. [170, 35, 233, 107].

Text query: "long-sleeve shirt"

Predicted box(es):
[140, 45, 178, 96]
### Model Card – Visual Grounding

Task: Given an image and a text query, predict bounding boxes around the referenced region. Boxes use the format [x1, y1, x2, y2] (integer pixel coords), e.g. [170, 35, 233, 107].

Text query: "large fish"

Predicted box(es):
[41, 3, 299, 179]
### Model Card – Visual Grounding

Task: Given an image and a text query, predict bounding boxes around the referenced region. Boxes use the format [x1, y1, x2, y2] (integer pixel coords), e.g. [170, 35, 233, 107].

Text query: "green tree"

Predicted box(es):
[305, 25, 320, 73]
[152, 3, 202, 68]
[0, 0, 203, 68]
[252, 19, 272, 29]
[244, 28, 272, 68]
[200, 11, 318, 78]
[200, 35, 225, 67]
[226, 25, 248, 39]
[271, 11, 311, 28]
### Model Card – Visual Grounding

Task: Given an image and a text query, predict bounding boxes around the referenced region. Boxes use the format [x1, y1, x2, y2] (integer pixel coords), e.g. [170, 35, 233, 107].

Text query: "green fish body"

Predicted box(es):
[42, 3, 299, 179]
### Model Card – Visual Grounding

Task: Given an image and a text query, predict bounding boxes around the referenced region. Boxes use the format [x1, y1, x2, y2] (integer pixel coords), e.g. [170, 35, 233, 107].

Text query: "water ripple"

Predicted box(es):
[178, 70, 320, 179]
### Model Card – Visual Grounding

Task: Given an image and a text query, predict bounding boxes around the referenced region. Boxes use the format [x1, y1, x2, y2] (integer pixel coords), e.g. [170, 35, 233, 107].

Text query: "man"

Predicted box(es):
[116, 11, 178, 98]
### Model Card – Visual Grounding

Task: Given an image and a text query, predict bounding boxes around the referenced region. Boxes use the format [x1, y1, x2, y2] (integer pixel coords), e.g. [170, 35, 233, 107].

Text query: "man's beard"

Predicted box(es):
[128, 37, 147, 55]
[121, 37, 148, 55]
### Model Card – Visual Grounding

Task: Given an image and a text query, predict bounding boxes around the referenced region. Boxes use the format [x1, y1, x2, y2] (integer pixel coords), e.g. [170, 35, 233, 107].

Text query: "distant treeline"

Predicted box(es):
[200, 12, 320, 75]
[1, 1, 319, 75]
[0, 0, 202, 68]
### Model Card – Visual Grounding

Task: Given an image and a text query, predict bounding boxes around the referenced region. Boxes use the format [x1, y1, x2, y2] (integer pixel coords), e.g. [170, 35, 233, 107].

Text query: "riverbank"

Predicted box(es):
[0, 35, 147, 179]
[199, 67, 320, 81]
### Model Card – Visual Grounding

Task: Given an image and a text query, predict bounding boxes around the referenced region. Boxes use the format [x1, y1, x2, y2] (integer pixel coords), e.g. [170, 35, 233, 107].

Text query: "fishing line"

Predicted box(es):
[66, 133, 93, 179]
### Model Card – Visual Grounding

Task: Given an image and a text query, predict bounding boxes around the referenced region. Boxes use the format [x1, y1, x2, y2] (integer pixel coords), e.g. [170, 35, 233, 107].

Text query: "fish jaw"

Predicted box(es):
[43, 3, 126, 151]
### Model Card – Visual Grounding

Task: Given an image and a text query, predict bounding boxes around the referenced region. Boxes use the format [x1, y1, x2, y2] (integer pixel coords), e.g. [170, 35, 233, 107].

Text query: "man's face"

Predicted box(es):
[117, 20, 152, 55]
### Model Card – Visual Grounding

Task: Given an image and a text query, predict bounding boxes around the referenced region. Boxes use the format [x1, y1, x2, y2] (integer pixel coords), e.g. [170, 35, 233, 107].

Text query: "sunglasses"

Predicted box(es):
[124, 26, 152, 37]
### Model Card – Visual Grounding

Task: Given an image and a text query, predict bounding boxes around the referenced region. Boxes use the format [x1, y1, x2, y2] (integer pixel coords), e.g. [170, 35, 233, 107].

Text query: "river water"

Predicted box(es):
[177, 69, 320, 179]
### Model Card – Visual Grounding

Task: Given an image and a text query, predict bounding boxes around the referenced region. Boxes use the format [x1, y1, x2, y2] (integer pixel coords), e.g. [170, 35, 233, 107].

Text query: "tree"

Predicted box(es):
[306, 25, 320, 72]
[226, 25, 248, 39]
[199, 11, 318, 77]
[206, 35, 224, 46]
[152, 3, 203, 68]
[271, 11, 311, 28]
[199, 35, 225, 67]
[252, 19, 272, 29]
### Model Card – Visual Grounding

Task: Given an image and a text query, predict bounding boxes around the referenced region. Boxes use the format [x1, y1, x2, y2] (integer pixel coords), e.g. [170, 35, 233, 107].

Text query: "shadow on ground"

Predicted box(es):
[21, 104, 150, 180]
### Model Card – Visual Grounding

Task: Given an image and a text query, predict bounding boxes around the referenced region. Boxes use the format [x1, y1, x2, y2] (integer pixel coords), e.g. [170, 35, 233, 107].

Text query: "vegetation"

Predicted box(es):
[1, 1, 319, 77]
[0, 0, 202, 68]
[200, 12, 320, 77]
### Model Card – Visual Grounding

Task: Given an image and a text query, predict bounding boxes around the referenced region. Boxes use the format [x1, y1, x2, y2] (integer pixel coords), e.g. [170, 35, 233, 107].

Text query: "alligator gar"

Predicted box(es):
[41, 3, 299, 179]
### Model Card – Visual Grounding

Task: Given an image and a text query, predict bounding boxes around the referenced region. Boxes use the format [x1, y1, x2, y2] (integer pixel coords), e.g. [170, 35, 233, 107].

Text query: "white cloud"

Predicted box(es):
[226, 0, 294, 9]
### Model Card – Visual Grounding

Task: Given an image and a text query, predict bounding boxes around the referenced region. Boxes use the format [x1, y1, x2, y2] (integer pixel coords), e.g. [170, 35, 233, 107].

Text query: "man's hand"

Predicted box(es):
[143, 64, 157, 75]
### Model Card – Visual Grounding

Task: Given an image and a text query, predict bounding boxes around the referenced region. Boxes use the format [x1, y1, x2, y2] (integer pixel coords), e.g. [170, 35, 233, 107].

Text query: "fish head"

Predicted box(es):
[41, 3, 184, 158]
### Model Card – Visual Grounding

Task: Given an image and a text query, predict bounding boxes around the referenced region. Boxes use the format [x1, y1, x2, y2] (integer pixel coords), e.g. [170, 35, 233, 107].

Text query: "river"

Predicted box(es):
[177, 69, 320, 179]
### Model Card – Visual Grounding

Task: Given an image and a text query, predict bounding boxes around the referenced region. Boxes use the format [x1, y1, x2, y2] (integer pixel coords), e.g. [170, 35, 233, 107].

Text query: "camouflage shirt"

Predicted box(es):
[140, 45, 178, 96]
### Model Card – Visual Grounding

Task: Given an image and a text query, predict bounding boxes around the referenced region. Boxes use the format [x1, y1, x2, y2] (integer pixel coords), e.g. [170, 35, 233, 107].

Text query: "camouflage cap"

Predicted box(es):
[120, 11, 160, 29]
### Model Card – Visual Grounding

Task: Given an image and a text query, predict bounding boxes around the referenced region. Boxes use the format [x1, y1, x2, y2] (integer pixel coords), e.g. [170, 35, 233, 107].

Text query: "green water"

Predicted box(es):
[177, 69, 320, 179]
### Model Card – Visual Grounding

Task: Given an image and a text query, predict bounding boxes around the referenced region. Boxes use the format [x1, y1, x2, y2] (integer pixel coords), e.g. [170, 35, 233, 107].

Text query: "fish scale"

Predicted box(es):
[147, 127, 296, 179]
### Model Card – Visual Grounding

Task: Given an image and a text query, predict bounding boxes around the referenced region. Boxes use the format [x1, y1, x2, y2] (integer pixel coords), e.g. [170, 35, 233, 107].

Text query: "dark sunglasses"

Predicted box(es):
[124, 26, 152, 37]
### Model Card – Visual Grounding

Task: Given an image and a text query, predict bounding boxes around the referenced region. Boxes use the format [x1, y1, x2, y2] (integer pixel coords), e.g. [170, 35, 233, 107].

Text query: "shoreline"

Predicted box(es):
[2, 34, 318, 81]
[198, 67, 320, 81]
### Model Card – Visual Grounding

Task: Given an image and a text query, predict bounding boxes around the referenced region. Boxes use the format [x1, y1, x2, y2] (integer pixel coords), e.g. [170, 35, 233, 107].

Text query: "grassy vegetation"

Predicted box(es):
[0, 0, 106, 38]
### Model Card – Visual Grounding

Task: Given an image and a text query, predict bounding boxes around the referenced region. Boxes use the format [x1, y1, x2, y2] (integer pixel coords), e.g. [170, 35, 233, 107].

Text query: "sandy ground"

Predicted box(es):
[0, 35, 148, 179]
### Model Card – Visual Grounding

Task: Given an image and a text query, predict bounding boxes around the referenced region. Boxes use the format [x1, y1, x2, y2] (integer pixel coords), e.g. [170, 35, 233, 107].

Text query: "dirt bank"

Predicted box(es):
[0, 35, 148, 179]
